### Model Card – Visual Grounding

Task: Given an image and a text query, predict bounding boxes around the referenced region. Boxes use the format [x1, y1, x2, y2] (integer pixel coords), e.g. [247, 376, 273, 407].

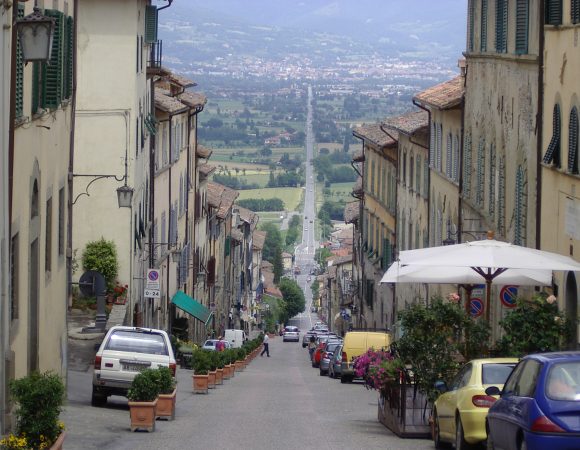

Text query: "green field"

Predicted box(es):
[328, 182, 355, 202]
[237, 187, 303, 211]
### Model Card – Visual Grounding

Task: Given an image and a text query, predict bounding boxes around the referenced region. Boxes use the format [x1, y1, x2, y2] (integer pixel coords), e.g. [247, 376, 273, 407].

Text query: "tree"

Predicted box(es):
[279, 278, 305, 320]
[260, 223, 283, 277]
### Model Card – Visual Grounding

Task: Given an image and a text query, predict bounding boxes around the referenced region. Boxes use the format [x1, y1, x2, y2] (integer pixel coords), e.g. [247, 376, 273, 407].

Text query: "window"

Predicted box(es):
[495, 0, 508, 53]
[482, 363, 517, 385]
[568, 107, 579, 174]
[410, 155, 414, 191]
[514, 165, 526, 245]
[31, 180, 39, 218]
[452, 135, 460, 182]
[498, 156, 506, 233]
[144, 5, 158, 43]
[463, 132, 472, 198]
[402, 152, 407, 187]
[430, 122, 435, 167]
[446, 133, 453, 178]
[370, 160, 375, 194]
[543, 104, 561, 167]
[489, 144, 496, 218]
[515, 0, 529, 54]
[572, 0, 580, 24]
[476, 138, 485, 207]
[45, 197, 52, 272]
[468, 0, 475, 51]
[416, 156, 421, 194]
[58, 188, 64, 255]
[15, 5, 24, 118]
[545, 0, 562, 25]
[10, 234, 19, 320]
[514, 360, 541, 397]
[437, 124, 443, 170]
[481, 0, 488, 51]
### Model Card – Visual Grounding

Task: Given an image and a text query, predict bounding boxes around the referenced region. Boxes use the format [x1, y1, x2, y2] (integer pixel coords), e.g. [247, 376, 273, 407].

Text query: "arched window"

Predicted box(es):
[543, 104, 561, 168]
[568, 106, 578, 174]
[31, 179, 39, 219]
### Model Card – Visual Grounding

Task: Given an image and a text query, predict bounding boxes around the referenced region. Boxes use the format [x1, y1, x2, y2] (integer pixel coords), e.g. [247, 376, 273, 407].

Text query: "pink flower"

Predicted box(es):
[546, 295, 557, 304]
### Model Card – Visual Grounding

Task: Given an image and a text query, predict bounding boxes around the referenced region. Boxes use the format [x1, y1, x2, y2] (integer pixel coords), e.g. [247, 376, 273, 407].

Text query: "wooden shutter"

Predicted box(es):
[64, 16, 74, 99]
[206, 257, 216, 286]
[514, 166, 524, 245]
[15, 5, 25, 118]
[145, 5, 158, 43]
[446, 133, 452, 177]
[31, 62, 40, 114]
[476, 138, 485, 207]
[481, 0, 488, 52]
[429, 122, 435, 167]
[42, 10, 64, 109]
[495, 0, 508, 53]
[463, 132, 472, 198]
[515, 0, 529, 54]
[568, 107, 579, 174]
[468, 0, 475, 51]
[543, 104, 561, 167]
[572, 0, 580, 24]
[545, 0, 562, 25]
[225, 236, 231, 256]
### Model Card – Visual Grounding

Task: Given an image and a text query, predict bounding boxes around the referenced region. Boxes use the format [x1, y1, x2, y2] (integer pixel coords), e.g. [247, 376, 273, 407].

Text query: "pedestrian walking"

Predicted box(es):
[215, 336, 225, 352]
[260, 332, 270, 357]
[308, 335, 316, 360]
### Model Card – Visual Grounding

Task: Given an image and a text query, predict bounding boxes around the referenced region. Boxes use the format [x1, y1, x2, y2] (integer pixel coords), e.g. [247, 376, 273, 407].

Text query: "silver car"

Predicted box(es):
[319, 341, 342, 376]
[283, 326, 300, 342]
[328, 344, 343, 379]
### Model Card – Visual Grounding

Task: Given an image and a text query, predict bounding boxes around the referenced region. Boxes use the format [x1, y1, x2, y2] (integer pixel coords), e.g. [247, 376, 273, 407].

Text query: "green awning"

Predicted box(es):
[171, 291, 212, 325]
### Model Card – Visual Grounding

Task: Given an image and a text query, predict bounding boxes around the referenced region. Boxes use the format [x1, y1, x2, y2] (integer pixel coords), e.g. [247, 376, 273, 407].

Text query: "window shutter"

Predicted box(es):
[206, 257, 216, 286]
[31, 62, 40, 114]
[416, 156, 421, 193]
[543, 104, 561, 167]
[514, 166, 524, 245]
[489, 144, 496, 218]
[572, 0, 580, 24]
[42, 10, 64, 109]
[64, 16, 74, 99]
[463, 132, 472, 198]
[225, 236, 231, 256]
[446, 133, 452, 177]
[515, 0, 529, 55]
[15, 5, 25, 118]
[568, 107, 579, 174]
[495, 0, 508, 53]
[437, 124, 443, 170]
[498, 157, 506, 234]
[452, 135, 460, 182]
[481, 0, 488, 51]
[545, 0, 562, 25]
[429, 122, 435, 167]
[145, 5, 158, 43]
[468, 0, 475, 51]
[476, 138, 485, 207]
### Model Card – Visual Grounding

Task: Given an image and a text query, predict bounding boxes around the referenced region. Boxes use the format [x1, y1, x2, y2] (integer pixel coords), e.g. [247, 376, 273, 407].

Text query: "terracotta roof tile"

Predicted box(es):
[413, 75, 464, 110]
[218, 186, 239, 219]
[196, 144, 212, 159]
[179, 91, 207, 109]
[252, 231, 266, 250]
[237, 206, 258, 230]
[352, 177, 363, 196]
[231, 228, 244, 242]
[330, 254, 353, 265]
[382, 110, 429, 136]
[155, 90, 188, 114]
[207, 182, 224, 208]
[352, 123, 398, 147]
[198, 163, 216, 177]
[261, 260, 274, 270]
[352, 148, 364, 162]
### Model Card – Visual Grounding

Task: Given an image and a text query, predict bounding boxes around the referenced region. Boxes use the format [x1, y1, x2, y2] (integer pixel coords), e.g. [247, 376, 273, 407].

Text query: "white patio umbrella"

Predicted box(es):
[380, 262, 552, 286]
[393, 234, 580, 322]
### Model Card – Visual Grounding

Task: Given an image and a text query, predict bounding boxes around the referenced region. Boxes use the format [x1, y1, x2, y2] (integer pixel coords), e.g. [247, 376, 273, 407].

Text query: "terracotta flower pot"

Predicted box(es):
[216, 368, 224, 385]
[129, 398, 158, 432]
[208, 370, 216, 389]
[235, 360, 245, 372]
[49, 431, 66, 450]
[230, 363, 236, 376]
[193, 374, 209, 394]
[156, 388, 176, 420]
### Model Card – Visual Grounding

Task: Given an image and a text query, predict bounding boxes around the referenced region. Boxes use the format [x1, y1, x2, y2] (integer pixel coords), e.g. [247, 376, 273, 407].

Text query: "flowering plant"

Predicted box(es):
[112, 282, 128, 299]
[447, 292, 461, 303]
[353, 349, 403, 393]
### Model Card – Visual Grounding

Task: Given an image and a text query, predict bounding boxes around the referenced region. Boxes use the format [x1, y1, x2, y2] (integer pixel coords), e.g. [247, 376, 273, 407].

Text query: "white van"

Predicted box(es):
[224, 329, 246, 348]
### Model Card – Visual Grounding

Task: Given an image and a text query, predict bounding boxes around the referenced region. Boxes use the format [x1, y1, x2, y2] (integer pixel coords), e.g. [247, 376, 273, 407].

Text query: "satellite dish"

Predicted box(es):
[79, 271, 106, 297]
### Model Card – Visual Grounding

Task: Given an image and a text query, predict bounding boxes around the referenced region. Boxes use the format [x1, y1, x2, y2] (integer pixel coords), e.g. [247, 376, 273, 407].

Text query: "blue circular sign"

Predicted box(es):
[500, 285, 518, 308]
[470, 298, 484, 318]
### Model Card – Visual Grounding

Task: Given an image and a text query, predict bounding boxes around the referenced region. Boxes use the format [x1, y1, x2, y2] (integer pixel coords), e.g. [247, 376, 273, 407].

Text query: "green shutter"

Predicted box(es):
[515, 0, 529, 54]
[481, 0, 488, 52]
[145, 5, 158, 43]
[15, 5, 25, 118]
[568, 107, 579, 174]
[572, 0, 580, 24]
[495, 0, 508, 53]
[225, 236, 231, 256]
[546, 0, 562, 25]
[64, 16, 74, 99]
[514, 166, 524, 245]
[468, 0, 475, 51]
[31, 62, 40, 114]
[42, 10, 64, 108]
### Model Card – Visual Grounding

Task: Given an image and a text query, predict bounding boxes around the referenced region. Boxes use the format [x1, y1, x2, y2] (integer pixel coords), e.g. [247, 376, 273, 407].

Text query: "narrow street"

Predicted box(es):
[62, 332, 432, 450]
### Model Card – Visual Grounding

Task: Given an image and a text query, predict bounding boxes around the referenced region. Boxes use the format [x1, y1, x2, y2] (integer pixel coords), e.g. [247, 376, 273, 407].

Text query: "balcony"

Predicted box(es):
[147, 40, 163, 76]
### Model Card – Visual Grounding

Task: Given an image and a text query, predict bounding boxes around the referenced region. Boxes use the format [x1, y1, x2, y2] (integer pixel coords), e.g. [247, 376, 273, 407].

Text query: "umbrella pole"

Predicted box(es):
[485, 278, 492, 323]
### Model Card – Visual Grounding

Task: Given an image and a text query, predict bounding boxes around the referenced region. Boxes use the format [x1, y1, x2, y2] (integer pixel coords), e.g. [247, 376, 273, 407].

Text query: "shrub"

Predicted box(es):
[127, 369, 160, 402]
[191, 351, 211, 375]
[157, 366, 175, 395]
[82, 238, 119, 289]
[495, 294, 574, 356]
[8, 371, 65, 449]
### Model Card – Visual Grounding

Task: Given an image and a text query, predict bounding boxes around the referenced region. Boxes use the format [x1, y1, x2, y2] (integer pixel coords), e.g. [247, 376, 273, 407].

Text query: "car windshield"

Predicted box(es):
[482, 363, 516, 385]
[285, 327, 298, 332]
[546, 362, 580, 401]
[203, 340, 217, 347]
[105, 330, 168, 355]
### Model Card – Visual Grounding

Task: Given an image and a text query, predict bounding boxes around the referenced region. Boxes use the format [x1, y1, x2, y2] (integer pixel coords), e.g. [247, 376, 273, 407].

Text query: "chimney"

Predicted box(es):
[458, 58, 467, 77]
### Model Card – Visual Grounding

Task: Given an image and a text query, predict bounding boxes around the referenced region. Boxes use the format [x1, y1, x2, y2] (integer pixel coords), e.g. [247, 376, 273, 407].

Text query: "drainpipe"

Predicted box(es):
[536, 0, 544, 251]
[148, 78, 155, 328]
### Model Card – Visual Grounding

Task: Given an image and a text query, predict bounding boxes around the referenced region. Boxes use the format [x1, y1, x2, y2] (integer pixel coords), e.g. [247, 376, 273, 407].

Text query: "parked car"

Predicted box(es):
[201, 339, 231, 351]
[340, 331, 391, 383]
[320, 341, 342, 376]
[92, 326, 176, 406]
[283, 326, 300, 342]
[485, 351, 580, 450]
[312, 337, 341, 368]
[328, 344, 343, 379]
[432, 358, 518, 449]
[302, 330, 317, 348]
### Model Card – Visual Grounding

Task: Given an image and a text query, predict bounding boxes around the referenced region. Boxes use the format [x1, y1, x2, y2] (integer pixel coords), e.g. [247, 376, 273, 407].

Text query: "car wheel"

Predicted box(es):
[433, 411, 449, 449]
[455, 417, 471, 450]
[91, 388, 107, 407]
[319, 369, 325, 376]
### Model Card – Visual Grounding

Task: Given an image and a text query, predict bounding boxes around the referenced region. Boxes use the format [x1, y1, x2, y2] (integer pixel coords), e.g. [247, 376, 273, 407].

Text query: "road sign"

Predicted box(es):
[144, 288, 160, 298]
[146, 269, 160, 290]
[500, 285, 518, 308]
[470, 298, 484, 318]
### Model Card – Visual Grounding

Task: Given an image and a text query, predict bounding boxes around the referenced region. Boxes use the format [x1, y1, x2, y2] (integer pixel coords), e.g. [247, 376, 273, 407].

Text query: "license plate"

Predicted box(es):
[122, 364, 144, 372]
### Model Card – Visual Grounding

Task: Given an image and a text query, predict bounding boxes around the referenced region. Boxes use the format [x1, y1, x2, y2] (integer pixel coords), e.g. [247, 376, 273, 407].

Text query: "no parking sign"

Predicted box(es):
[470, 298, 484, 318]
[500, 285, 518, 308]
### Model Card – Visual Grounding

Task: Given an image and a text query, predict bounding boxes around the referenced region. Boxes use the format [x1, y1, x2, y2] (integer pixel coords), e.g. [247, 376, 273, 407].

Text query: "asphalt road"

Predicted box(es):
[61, 331, 433, 450]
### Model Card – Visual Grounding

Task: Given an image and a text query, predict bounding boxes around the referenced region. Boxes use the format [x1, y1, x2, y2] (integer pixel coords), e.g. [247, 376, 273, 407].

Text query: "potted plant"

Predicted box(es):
[214, 351, 226, 385]
[234, 348, 247, 371]
[127, 368, 160, 432]
[223, 349, 236, 378]
[191, 350, 210, 394]
[207, 351, 218, 389]
[1, 371, 66, 450]
[155, 366, 177, 421]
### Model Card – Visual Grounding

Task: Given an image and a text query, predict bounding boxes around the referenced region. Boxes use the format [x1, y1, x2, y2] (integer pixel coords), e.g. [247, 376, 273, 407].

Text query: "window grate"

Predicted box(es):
[543, 104, 561, 167]
[568, 107, 579, 174]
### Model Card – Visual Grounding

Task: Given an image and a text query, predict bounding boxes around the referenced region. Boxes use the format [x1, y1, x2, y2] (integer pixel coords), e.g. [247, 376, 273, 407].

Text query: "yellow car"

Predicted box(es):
[433, 358, 518, 450]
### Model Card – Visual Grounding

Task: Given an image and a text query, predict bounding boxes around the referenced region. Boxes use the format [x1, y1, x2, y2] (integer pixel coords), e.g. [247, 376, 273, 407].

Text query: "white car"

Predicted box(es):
[92, 326, 176, 406]
[283, 326, 300, 342]
[202, 339, 231, 351]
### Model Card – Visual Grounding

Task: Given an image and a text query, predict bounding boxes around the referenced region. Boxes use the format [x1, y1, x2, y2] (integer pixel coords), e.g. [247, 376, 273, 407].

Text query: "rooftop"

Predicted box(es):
[382, 110, 429, 136]
[154, 90, 188, 114]
[352, 123, 397, 148]
[179, 91, 207, 109]
[413, 75, 464, 110]
[252, 230, 266, 250]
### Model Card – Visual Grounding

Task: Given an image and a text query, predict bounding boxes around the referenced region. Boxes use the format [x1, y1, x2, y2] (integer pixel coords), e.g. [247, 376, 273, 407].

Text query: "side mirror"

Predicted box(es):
[485, 386, 501, 396]
[434, 380, 448, 393]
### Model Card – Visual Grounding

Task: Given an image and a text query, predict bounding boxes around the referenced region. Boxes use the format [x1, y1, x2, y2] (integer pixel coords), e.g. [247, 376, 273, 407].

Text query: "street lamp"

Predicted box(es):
[116, 184, 134, 208]
[16, 7, 55, 63]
